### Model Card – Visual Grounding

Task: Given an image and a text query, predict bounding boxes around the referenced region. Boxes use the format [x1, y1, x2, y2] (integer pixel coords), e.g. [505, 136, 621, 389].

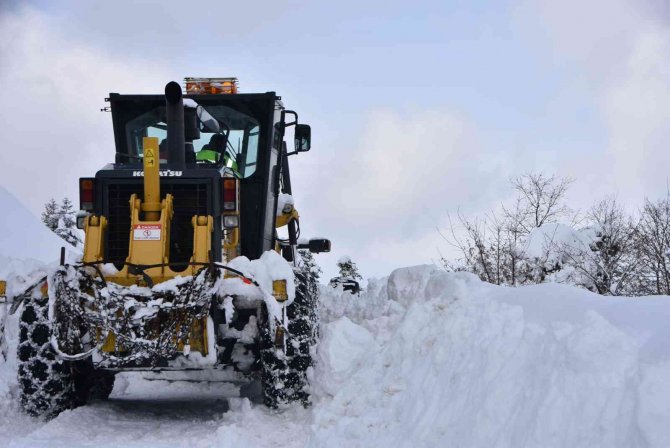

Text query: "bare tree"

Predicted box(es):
[443, 173, 574, 287]
[500, 197, 528, 285]
[506, 173, 573, 233]
[559, 197, 638, 295]
[441, 212, 497, 284]
[440, 174, 670, 297]
[634, 195, 670, 295]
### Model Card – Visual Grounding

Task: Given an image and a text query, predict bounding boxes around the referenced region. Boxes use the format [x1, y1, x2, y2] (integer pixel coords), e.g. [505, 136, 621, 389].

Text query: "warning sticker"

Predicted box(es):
[133, 224, 162, 241]
[145, 148, 156, 167]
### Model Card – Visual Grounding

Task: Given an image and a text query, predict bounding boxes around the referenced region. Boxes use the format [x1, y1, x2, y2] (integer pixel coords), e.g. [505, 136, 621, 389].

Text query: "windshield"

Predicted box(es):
[125, 103, 260, 178]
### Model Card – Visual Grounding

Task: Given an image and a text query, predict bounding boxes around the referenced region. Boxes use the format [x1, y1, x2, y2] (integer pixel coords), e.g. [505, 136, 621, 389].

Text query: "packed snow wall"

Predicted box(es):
[312, 265, 670, 448]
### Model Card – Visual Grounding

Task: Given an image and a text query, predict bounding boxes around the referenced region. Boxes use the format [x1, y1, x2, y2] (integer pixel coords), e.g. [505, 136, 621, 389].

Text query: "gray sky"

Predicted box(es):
[1, 0, 669, 280]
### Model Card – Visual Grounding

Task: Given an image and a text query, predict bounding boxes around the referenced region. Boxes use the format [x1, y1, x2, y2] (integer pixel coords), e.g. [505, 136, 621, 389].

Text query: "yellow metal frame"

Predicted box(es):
[275, 209, 299, 228]
[82, 137, 214, 356]
[272, 279, 288, 302]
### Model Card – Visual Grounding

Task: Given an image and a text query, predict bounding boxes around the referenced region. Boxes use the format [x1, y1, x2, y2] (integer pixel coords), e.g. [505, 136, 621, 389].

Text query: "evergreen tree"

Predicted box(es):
[41, 198, 59, 231]
[42, 197, 83, 247]
[337, 255, 362, 280]
[299, 249, 322, 280]
[54, 198, 82, 247]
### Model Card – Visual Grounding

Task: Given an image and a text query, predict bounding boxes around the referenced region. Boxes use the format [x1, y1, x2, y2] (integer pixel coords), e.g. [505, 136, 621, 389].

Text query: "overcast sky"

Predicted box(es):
[1, 0, 669, 280]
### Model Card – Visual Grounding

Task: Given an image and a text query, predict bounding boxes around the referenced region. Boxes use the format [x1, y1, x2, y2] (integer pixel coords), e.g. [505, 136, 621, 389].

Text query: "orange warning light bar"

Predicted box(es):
[184, 77, 238, 95]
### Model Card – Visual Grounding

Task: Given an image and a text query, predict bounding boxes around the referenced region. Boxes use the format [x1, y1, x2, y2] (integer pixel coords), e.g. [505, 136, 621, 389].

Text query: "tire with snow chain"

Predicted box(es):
[17, 290, 115, 418]
[285, 269, 319, 405]
[259, 304, 289, 408]
[18, 292, 75, 417]
[259, 268, 319, 408]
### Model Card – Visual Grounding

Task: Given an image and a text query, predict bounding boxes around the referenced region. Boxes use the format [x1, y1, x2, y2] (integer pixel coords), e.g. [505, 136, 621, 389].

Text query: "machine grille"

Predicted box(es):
[105, 181, 210, 267]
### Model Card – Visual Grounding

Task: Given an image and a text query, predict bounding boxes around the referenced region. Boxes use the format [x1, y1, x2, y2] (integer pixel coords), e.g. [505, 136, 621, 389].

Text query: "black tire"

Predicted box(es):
[259, 268, 319, 408]
[18, 292, 75, 418]
[259, 304, 289, 408]
[286, 269, 319, 405]
[17, 290, 115, 418]
[72, 362, 116, 406]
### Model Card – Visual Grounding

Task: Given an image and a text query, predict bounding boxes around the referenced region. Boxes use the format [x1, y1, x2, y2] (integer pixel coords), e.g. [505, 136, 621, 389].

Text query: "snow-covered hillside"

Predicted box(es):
[0, 186, 80, 300]
[0, 262, 668, 447]
[0, 186, 69, 264]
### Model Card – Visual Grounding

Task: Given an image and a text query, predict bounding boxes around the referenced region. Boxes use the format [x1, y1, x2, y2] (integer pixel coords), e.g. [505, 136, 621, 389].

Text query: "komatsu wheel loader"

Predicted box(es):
[11, 78, 330, 418]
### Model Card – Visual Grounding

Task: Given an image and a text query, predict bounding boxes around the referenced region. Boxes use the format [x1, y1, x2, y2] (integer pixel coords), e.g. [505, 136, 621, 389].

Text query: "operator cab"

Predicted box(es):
[110, 78, 263, 179]
[83, 78, 314, 266]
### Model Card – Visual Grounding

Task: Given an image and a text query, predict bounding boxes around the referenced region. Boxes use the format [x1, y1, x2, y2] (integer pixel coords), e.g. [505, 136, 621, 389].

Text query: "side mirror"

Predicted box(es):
[294, 124, 311, 152]
[297, 238, 331, 253]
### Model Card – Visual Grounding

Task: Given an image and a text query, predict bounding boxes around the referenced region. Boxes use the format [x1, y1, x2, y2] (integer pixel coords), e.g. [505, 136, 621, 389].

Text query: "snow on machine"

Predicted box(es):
[5, 78, 330, 418]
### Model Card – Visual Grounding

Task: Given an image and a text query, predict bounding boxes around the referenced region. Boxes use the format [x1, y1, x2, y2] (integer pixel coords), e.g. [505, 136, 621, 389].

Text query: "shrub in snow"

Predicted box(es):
[336, 255, 362, 281]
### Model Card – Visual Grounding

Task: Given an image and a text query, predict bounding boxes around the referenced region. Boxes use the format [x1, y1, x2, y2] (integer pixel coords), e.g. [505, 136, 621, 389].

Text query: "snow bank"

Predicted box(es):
[311, 265, 670, 448]
[314, 317, 378, 397]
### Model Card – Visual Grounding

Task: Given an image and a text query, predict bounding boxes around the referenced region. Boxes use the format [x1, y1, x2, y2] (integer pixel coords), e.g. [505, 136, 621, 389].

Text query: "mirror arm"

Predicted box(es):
[282, 110, 299, 128]
[282, 109, 300, 155]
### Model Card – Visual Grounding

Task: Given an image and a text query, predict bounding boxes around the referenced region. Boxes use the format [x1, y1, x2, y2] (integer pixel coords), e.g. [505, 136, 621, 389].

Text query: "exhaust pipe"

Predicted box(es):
[165, 81, 185, 169]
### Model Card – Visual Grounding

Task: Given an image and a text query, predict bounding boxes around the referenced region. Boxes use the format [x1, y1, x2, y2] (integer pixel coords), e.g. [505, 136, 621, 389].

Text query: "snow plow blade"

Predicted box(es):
[49, 264, 221, 368]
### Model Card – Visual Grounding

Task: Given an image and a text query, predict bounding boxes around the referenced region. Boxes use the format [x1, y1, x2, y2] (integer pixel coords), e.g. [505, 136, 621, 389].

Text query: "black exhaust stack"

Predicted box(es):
[165, 81, 185, 169]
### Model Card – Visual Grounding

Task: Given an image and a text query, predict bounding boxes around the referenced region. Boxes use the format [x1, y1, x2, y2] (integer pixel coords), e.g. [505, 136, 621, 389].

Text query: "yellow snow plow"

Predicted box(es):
[11, 79, 330, 418]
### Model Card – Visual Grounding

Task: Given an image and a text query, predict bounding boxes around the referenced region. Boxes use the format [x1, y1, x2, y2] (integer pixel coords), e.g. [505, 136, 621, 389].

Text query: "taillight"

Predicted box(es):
[80, 178, 95, 211]
[222, 178, 237, 211]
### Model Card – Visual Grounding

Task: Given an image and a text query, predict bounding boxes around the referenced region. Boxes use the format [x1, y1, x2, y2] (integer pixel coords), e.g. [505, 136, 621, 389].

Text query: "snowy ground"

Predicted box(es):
[1, 262, 669, 447]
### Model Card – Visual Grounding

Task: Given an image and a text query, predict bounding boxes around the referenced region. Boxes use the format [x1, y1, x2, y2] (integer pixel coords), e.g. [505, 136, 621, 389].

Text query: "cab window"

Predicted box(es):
[124, 104, 260, 178]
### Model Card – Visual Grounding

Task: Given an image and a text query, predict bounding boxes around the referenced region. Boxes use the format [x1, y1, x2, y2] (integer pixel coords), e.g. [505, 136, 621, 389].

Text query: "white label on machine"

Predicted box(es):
[133, 224, 162, 241]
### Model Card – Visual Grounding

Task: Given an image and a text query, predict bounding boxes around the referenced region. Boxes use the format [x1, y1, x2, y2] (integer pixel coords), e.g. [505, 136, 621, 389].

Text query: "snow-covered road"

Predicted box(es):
[5, 374, 309, 448]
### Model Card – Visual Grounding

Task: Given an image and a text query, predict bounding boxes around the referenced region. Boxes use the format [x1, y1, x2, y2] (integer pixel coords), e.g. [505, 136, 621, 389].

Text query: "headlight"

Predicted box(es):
[223, 215, 239, 228]
[76, 212, 90, 229]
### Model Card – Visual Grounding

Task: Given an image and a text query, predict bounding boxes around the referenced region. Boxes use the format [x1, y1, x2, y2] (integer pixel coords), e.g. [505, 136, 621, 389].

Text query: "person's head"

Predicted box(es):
[208, 133, 226, 153]
[159, 139, 167, 160]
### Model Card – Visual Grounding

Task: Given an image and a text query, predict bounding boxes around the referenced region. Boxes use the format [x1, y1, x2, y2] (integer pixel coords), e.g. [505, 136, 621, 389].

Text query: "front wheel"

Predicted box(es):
[17, 288, 115, 418]
[259, 269, 319, 408]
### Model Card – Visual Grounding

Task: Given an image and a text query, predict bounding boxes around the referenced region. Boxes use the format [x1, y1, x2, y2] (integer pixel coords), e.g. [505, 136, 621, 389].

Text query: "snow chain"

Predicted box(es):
[49, 264, 221, 367]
